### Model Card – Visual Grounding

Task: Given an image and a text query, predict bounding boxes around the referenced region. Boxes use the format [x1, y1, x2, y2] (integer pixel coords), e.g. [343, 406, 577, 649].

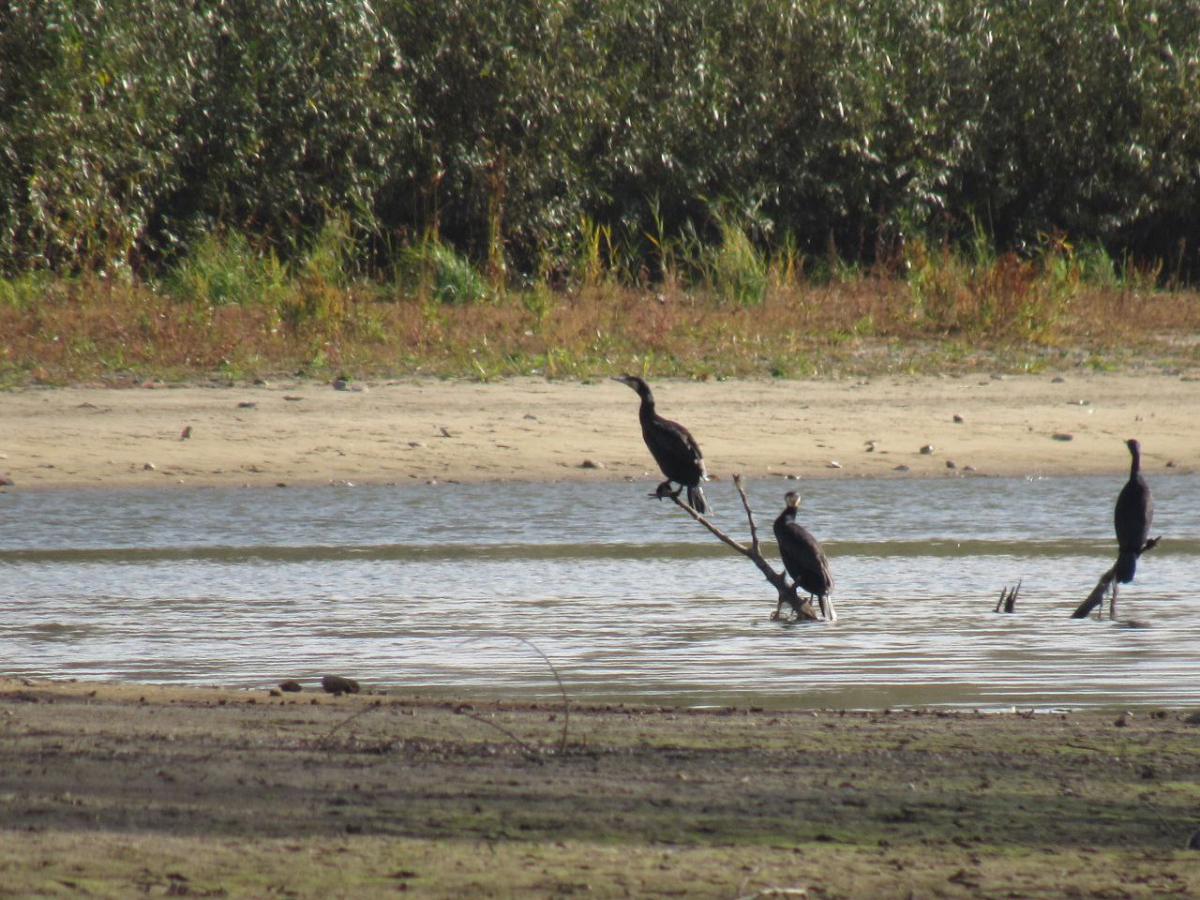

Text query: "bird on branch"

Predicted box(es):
[773, 491, 834, 620]
[613, 374, 711, 514]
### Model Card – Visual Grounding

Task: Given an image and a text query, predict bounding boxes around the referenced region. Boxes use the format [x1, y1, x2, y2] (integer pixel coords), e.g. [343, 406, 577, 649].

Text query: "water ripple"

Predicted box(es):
[1, 476, 1197, 709]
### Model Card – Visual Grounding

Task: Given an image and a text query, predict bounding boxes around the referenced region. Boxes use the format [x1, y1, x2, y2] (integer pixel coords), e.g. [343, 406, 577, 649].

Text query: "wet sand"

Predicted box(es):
[2, 677, 1198, 899]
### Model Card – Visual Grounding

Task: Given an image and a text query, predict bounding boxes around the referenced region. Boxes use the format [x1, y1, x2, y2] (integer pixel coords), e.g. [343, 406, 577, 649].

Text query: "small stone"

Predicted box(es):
[864, 441, 877, 452]
[1166, 460, 1176, 468]
[893, 465, 910, 472]
[439, 426, 453, 438]
[143, 462, 156, 471]
[333, 378, 350, 391]
[1051, 376, 1066, 383]
[1067, 399, 1092, 406]
[1052, 433, 1074, 441]
[953, 414, 964, 423]
[945, 460, 957, 469]
[523, 413, 539, 421]
[579, 459, 604, 469]
[826, 461, 842, 469]
[919, 444, 934, 455]
[237, 401, 257, 409]
[180, 426, 192, 440]
[321, 675, 360, 696]
[963, 465, 977, 473]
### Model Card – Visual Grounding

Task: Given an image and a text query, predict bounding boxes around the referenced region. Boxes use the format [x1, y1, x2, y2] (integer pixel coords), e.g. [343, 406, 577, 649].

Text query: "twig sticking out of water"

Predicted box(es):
[663, 474, 820, 621]
[1071, 536, 1162, 619]
[995, 580, 1021, 613]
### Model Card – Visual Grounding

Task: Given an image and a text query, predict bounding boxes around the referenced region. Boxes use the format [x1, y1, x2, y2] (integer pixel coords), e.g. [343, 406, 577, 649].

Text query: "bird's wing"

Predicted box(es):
[1115, 478, 1153, 550]
[644, 416, 704, 469]
[778, 522, 832, 589]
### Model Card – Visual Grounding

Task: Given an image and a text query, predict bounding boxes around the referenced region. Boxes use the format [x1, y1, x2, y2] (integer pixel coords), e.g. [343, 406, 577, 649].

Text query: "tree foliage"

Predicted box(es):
[2, 0, 1198, 279]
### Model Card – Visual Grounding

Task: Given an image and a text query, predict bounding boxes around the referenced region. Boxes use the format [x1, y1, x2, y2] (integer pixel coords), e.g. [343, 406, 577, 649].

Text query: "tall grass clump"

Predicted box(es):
[401, 238, 490, 306]
[703, 210, 769, 306]
[166, 231, 288, 309]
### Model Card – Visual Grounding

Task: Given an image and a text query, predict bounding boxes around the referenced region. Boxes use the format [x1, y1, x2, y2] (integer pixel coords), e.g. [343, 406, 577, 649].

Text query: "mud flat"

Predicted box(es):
[2, 678, 1198, 898]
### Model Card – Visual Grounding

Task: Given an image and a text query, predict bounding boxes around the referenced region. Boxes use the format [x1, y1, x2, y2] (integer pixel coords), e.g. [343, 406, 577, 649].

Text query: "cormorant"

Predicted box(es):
[613, 374, 711, 514]
[773, 491, 835, 620]
[1112, 437, 1153, 615]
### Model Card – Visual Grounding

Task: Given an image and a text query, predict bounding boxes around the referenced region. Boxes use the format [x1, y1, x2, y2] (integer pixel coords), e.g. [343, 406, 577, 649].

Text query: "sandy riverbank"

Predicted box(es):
[1, 371, 1196, 491]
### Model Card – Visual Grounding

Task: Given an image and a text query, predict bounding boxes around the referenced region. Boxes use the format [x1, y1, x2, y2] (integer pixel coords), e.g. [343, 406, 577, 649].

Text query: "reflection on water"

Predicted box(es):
[1, 476, 1196, 710]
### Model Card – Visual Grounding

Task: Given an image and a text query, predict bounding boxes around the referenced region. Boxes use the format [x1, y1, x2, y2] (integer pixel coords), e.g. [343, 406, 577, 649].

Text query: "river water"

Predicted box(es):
[2, 475, 1196, 710]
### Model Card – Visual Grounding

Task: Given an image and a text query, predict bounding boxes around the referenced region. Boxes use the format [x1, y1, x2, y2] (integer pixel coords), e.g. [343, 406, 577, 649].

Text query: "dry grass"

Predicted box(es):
[2, 267, 1199, 386]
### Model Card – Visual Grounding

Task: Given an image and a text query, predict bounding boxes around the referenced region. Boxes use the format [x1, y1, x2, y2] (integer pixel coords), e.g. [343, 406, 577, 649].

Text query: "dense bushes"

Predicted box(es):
[2, 0, 1199, 281]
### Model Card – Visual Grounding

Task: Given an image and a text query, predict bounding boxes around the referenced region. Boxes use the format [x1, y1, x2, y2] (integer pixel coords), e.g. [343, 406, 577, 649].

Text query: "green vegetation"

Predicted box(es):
[2, 0, 1200, 384]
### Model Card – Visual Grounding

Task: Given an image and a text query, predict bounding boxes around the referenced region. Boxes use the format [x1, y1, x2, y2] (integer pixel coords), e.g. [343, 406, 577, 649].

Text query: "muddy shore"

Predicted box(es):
[2, 678, 1198, 898]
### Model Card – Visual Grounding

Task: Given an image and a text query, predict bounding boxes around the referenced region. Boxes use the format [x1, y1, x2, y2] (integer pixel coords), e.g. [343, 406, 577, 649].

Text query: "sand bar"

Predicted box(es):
[0, 371, 1195, 491]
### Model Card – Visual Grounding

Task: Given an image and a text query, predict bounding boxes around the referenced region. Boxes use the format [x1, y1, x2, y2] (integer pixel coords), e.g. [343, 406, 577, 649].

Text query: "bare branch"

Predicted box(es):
[1071, 536, 1161, 619]
[734, 475, 762, 557]
[663, 475, 820, 622]
[995, 580, 1021, 613]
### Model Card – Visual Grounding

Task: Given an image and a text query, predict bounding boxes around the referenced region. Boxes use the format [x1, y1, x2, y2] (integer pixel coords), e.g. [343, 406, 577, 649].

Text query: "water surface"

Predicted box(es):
[2, 476, 1196, 710]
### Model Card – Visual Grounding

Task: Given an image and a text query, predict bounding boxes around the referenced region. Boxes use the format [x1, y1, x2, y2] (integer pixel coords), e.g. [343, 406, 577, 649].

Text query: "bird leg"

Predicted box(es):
[651, 481, 682, 503]
[1109, 580, 1118, 621]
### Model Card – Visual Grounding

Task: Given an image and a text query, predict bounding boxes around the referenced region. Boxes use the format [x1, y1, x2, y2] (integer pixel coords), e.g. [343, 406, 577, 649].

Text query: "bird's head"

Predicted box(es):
[783, 491, 802, 510]
[1125, 438, 1141, 455]
[612, 374, 650, 398]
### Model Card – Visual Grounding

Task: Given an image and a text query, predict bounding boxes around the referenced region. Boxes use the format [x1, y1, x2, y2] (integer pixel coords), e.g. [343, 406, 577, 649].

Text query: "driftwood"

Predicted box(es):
[995, 581, 1021, 613]
[1071, 536, 1162, 620]
[656, 474, 824, 622]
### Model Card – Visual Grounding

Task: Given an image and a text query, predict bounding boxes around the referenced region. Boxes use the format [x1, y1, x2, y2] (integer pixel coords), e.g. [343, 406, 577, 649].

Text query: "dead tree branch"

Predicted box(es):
[662, 474, 821, 622]
[995, 580, 1021, 613]
[1071, 536, 1161, 620]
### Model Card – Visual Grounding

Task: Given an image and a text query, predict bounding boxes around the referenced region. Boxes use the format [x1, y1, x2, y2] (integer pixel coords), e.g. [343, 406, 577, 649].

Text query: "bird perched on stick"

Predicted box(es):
[1112, 437, 1154, 616]
[773, 492, 834, 620]
[613, 374, 711, 514]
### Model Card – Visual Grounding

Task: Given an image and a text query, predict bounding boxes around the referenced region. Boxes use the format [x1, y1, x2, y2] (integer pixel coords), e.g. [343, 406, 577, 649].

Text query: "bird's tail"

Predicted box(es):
[688, 485, 710, 515]
[1114, 551, 1138, 584]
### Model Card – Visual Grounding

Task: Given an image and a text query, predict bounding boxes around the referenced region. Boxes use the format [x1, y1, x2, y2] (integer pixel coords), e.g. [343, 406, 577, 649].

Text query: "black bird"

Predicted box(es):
[1112, 437, 1153, 616]
[613, 374, 711, 514]
[773, 491, 835, 620]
